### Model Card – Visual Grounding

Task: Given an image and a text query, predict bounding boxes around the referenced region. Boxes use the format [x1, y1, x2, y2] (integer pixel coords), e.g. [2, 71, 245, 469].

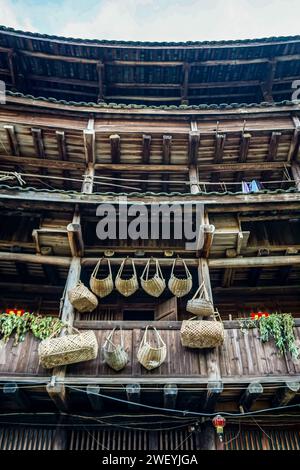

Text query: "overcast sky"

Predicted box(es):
[0, 0, 300, 42]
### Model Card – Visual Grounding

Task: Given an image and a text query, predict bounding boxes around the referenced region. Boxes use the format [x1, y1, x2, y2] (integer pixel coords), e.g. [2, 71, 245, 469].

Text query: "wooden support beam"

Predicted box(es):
[31, 127, 46, 175]
[188, 131, 200, 165]
[202, 224, 215, 258]
[212, 133, 226, 183]
[163, 384, 178, 409]
[7, 51, 17, 88]
[126, 384, 141, 411]
[203, 381, 224, 411]
[261, 60, 276, 102]
[4, 125, 20, 156]
[56, 130, 70, 182]
[236, 133, 251, 181]
[239, 382, 263, 411]
[288, 117, 300, 161]
[162, 135, 172, 192]
[46, 376, 69, 412]
[81, 163, 95, 194]
[86, 385, 103, 411]
[181, 63, 190, 104]
[291, 162, 300, 190]
[47, 257, 81, 412]
[141, 134, 151, 191]
[262, 131, 281, 180]
[0, 154, 85, 171]
[272, 381, 300, 407]
[83, 129, 95, 164]
[97, 62, 105, 102]
[3, 382, 30, 408]
[110, 134, 121, 164]
[189, 165, 200, 194]
[209, 255, 300, 269]
[0, 252, 71, 267]
[67, 208, 84, 257]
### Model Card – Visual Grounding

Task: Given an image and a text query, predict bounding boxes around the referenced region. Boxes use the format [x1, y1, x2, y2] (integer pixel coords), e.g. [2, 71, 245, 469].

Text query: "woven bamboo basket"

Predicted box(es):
[68, 281, 98, 313]
[180, 316, 224, 349]
[102, 327, 128, 371]
[38, 328, 98, 369]
[168, 258, 192, 298]
[115, 258, 139, 297]
[137, 326, 167, 370]
[90, 258, 114, 298]
[141, 258, 166, 297]
[186, 282, 214, 317]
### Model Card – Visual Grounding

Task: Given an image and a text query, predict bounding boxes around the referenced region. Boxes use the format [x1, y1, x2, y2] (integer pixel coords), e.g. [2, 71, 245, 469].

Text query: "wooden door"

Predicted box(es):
[154, 297, 177, 321]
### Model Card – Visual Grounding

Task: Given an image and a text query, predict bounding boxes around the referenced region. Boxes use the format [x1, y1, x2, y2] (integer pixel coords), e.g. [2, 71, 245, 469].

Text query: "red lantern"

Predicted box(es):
[212, 415, 226, 442]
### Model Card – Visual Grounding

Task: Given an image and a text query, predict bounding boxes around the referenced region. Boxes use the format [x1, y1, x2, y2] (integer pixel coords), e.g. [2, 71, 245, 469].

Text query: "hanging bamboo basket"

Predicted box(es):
[168, 258, 192, 298]
[180, 315, 224, 349]
[141, 258, 166, 297]
[115, 258, 139, 297]
[38, 328, 98, 369]
[102, 327, 128, 371]
[90, 258, 114, 298]
[68, 281, 98, 313]
[137, 326, 167, 370]
[186, 282, 214, 317]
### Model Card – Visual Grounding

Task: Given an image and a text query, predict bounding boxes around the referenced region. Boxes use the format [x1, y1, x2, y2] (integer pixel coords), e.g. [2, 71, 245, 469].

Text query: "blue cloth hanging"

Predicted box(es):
[242, 181, 250, 193]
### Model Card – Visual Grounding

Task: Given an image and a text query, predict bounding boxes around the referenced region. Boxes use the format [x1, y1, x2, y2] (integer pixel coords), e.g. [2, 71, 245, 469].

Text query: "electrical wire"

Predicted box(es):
[66, 385, 300, 418]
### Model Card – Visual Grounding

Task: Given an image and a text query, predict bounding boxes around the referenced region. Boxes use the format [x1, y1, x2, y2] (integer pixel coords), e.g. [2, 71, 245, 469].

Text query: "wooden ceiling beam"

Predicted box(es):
[56, 130, 70, 183]
[83, 129, 96, 164]
[141, 134, 151, 191]
[4, 125, 20, 156]
[181, 63, 190, 104]
[110, 134, 121, 164]
[97, 61, 105, 102]
[31, 127, 47, 175]
[188, 131, 200, 165]
[235, 132, 251, 181]
[0, 154, 85, 171]
[212, 133, 226, 183]
[261, 59, 276, 102]
[162, 135, 172, 192]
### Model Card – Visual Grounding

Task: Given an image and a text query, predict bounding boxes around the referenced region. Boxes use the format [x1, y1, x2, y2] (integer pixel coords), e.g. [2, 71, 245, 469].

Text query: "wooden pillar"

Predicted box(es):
[291, 162, 300, 191]
[126, 384, 141, 411]
[203, 381, 224, 412]
[67, 206, 84, 257]
[239, 382, 263, 411]
[189, 165, 200, 194]
[272, 381, 300, 407]
[81, 163, 95, 194]
[163, 384, 178, 409]
[46, 257, 81, 411]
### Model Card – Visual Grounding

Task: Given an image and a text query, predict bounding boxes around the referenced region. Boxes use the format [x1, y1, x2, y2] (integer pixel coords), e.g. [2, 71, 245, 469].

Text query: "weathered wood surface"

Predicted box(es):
[0, 326, 299, 380]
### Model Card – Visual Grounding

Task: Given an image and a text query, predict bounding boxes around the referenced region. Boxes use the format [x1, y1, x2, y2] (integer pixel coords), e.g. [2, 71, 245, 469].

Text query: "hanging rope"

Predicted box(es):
[0, 171, 26, 186]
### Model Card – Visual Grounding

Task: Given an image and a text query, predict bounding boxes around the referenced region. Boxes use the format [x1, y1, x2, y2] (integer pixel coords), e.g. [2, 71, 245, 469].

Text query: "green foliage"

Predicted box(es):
[0, 312, 64, 345]
[239, 313, 299, 360]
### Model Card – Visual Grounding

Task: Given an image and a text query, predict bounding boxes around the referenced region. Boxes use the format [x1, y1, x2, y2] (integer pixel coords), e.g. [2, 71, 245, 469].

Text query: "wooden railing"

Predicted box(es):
[0, 322, 299, 383]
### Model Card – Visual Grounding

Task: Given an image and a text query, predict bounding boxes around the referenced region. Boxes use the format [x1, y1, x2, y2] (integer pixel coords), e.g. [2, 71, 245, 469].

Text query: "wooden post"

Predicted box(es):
[203, 381, 224, 412]
[291, 162, 300, 191]
[86, 385, 103, 411]
[46, 257, 81, 411]
[126, 384, 141, 411]
[239, 382, 263, 411]
[163, 384, 178, 409]
[202, 224, 215, 258]
[81, 163, 95, 194]
[189, 166, 200, 194]
[272, 381, 300, 407]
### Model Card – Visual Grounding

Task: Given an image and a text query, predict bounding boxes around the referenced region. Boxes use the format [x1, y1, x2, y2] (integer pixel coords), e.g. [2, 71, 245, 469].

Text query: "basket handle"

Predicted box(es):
[141, 258, 151, 281]
[191, 282, 211, 301]
[92, 258, 112, 279]
[141, 325, 165, 348]
[104, 326, 124, 349]
[116, 257, 137, 280]
[171, 257, 191, 280]
[156, 259, 164, 279]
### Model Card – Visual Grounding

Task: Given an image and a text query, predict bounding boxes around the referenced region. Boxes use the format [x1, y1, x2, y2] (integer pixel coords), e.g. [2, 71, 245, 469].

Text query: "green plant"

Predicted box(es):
[239, 313, 299, 360]
[259, 313, 299, 360]
[0, 312, 64, 345]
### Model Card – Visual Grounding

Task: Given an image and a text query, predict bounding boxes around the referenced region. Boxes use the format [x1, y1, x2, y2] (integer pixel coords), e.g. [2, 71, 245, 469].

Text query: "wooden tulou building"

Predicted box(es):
[0, 26, 300, 451]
